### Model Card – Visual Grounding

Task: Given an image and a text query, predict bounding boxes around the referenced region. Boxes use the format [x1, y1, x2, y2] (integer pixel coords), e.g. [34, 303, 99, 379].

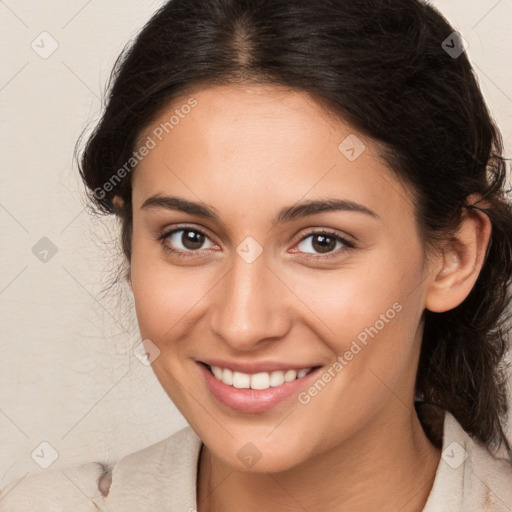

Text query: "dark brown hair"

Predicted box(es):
[76, 0, 512, 459]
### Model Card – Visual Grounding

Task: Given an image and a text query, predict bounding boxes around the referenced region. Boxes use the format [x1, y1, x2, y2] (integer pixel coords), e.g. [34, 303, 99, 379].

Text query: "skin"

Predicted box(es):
[117, 83, 491, 511]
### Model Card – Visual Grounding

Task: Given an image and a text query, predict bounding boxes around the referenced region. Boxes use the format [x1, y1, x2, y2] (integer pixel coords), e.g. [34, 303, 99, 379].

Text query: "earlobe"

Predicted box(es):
[112, 195, 125, 215]
[424, 202, 491, 313]
[125, 267, 133, 292]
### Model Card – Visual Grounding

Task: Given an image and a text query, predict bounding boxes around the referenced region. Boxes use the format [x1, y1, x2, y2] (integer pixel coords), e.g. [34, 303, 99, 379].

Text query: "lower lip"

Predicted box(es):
[197, 362, 322, 414]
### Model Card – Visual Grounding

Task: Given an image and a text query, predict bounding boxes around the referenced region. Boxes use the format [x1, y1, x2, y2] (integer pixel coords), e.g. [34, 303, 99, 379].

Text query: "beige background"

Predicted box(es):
[1, 0, 511, 489]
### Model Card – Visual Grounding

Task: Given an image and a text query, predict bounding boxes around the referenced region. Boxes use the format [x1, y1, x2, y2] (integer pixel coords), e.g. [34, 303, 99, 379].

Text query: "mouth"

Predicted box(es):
[197, 361, 324, 413]
[204, 363, 317, 390]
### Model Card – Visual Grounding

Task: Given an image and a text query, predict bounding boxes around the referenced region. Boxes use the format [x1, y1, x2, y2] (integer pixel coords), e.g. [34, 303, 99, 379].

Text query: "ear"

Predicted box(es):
[112, 194, 125, 215]
[424, 197, 491, 313]
[113, 195, 133, 292]
[125, 268, 133, 292]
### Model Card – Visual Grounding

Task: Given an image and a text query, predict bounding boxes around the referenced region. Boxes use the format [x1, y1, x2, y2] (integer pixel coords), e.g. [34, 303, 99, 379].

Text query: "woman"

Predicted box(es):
[1, 0, 511, 510]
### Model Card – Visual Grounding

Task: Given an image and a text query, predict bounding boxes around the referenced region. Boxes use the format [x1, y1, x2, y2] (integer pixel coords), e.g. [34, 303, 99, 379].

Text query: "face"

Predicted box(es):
[128, 83, 434, 472]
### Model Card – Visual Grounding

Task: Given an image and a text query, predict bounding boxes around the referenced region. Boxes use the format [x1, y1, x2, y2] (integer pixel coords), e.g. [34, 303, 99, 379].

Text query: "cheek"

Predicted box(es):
[129, 232, 212, 343]
[131, 263, 213, 343]
[289, 274, 423, 448]
[289, 247, 424, 394]
[290, 250, 421, 345]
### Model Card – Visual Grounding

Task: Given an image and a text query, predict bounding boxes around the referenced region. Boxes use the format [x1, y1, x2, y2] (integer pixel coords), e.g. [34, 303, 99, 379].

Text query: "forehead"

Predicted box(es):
[135, 83, 347, 166]
[131, 84, 412, 223]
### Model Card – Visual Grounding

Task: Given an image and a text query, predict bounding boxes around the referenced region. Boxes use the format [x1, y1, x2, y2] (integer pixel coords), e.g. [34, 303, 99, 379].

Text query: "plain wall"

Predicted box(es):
[1, 0, 511, 489]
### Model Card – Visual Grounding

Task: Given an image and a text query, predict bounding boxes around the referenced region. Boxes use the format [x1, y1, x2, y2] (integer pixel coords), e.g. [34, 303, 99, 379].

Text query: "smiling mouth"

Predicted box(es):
[203, 363, 319, 390]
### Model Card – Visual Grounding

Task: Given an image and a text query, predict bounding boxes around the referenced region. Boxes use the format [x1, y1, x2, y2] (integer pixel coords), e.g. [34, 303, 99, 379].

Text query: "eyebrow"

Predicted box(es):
[140, 194, 379, 226]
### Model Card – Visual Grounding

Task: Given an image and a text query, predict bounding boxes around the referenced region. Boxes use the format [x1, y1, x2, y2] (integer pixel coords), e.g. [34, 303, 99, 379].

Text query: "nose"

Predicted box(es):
[208, 250, 292, 352]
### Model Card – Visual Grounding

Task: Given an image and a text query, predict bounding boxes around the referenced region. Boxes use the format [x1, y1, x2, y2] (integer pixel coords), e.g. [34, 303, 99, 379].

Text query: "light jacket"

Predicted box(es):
[1, 409, 511, 511]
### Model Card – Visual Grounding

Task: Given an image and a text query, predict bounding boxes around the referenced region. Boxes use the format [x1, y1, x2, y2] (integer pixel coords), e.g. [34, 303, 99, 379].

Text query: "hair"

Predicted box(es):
[76, 0, 512, 459]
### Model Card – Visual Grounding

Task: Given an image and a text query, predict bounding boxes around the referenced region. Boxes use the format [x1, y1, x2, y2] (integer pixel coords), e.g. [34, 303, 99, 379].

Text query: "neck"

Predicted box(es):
[197, 405, 442, 512]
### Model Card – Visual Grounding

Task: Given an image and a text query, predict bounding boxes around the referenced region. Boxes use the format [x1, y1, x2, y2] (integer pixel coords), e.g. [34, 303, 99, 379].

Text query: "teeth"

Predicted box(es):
[223, 368, 233, 386]
[284, 369, 297, 382]
[269, 371, 285, 387]
[210, 365, 313, 390]
[232, 371, 250, 389]
[211, 366, 223, 380]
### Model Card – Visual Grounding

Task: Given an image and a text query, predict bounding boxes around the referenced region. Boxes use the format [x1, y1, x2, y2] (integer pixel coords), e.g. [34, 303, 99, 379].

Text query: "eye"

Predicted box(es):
[158, 226, 217, 257]
[294, 230, 355, 259]
[158, 226, 355, 260]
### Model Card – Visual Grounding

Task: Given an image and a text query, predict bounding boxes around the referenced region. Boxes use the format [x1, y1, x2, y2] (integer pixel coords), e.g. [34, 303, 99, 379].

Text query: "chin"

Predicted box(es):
[220, 447, 309, 474]
[199, 426, 316, 474]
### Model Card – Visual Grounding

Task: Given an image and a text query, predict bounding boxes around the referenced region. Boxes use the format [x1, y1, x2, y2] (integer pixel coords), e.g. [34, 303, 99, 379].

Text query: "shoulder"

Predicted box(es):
[421, 405, 512, 512]
[462, 427, 512, 510]
[0, 426, 201, 512]
[104, 425, 201, 510]
[0, 461, 111, 511]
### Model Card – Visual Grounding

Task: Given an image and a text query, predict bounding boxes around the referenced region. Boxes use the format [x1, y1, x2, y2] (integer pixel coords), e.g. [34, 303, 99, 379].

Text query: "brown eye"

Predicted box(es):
[160, 227, 216, 254]
[311, 233, 338, 253]
[295, 230, 354, 258]
[180, 229, 206, 250]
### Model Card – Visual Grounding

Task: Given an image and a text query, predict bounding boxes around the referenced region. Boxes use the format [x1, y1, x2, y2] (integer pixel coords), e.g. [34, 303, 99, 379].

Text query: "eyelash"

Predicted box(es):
[157, 225, 356, 260]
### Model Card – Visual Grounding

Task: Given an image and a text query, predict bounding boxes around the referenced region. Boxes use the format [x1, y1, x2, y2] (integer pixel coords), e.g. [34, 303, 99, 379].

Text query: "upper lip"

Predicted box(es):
[199, 359, 321, 374]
